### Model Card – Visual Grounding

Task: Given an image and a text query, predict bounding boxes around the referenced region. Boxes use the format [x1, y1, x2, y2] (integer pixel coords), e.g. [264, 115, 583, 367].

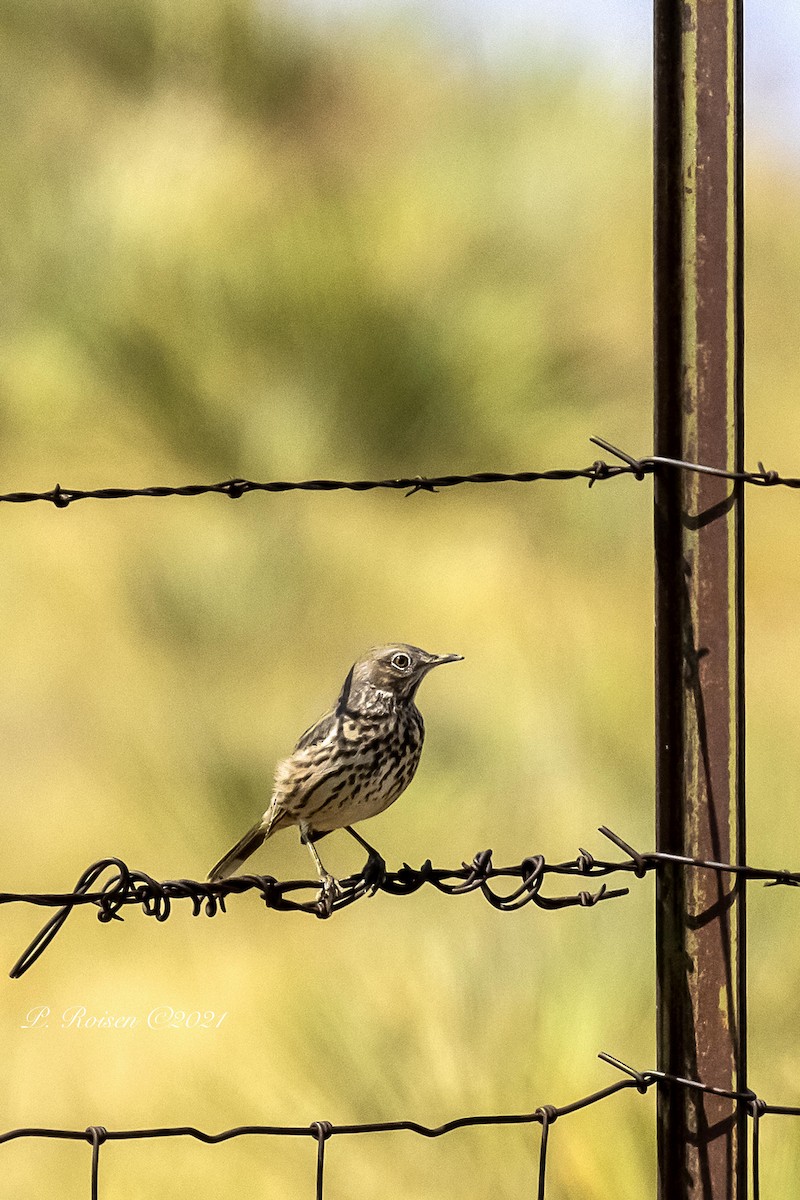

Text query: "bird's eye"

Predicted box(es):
[391, 652, 412, 671]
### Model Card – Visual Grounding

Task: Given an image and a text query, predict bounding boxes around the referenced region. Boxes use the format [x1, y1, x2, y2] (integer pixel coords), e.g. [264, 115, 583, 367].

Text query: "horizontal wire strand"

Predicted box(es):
[0, 438, 797, 508]
[2, 435, 796, 1191]
[1, 1057, 795, 1199]
[5, 827, 800, 978]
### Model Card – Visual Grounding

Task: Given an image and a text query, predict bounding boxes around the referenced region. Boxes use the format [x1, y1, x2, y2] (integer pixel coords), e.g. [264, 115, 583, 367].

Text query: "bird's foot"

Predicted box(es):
[316, 874, 343, 918]
[362, 851, 387, 896]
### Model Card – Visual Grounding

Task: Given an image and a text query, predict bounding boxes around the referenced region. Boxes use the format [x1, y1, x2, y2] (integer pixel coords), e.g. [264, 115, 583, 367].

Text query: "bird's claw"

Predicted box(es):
[362, 851, 387, 896]
[315, 874, 343, 918]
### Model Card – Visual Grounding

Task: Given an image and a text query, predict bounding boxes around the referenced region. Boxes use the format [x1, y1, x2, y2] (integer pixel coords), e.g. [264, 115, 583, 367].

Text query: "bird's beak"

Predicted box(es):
[426, 653, 464, 669]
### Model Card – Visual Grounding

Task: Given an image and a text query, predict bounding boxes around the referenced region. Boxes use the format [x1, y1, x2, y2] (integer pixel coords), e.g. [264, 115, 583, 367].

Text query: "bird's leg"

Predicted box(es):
[301, 827, 341, 916]
[344, 826, 386, 895]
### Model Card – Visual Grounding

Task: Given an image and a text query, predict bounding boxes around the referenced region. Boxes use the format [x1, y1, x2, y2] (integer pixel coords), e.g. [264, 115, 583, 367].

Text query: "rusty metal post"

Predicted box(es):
[654, 0, 745, 1197]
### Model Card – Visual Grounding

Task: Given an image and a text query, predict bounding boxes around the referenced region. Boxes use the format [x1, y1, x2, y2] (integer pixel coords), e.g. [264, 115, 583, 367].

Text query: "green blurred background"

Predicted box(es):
[1, 0, 799, 1195]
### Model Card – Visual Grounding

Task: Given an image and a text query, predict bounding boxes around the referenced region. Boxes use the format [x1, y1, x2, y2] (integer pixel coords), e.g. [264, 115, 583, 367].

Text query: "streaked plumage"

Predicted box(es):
[208, 644, 462, 900]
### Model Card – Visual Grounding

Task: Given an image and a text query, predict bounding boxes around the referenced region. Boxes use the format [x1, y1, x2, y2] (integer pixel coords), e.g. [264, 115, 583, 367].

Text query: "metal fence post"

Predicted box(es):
[654, 0, 746, 1196]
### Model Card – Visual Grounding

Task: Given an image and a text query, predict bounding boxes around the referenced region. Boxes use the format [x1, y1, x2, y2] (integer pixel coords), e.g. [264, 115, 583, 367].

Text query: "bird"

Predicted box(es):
[207, 643, 462, 909]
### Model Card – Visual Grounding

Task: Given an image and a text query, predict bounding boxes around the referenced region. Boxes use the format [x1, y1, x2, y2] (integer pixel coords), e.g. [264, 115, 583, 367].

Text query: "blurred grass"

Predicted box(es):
[1, 0, 799, 1195]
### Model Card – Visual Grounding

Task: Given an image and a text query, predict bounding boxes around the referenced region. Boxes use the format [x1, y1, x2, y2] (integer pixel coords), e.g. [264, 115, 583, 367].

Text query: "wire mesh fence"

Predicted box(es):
[1, 1051, 797, 1200]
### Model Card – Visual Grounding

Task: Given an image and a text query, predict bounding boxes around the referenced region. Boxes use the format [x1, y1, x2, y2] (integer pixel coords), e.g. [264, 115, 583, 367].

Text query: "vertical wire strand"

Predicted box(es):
[750, 1103, 762, 1200]
[311, 1122, 332, 1200]
[316, 1137, 325, 1200]
[535, 1108, 556, 1200]
[85, 1127, 106, 1200]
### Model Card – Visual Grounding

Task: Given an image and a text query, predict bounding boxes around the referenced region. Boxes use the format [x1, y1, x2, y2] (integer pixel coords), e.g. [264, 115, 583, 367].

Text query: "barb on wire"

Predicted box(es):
[2, 845, 631, 979]
[588, 437, 797, 488]
[1, 438, 799, 509]
[3, 1055, 799, 1199]
[596, 826, 800, 888]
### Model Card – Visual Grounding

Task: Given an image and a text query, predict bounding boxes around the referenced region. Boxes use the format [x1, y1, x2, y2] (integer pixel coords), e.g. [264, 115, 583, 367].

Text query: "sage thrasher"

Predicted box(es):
[208, 643, 462, 907]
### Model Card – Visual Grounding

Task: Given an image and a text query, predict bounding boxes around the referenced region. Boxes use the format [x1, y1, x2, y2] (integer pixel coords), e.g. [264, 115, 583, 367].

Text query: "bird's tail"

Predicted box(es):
[208, 818, 268, 882]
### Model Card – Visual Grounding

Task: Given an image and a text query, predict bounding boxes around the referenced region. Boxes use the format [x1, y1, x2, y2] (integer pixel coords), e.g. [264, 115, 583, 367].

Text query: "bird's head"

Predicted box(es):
[350, 643, 463, 704]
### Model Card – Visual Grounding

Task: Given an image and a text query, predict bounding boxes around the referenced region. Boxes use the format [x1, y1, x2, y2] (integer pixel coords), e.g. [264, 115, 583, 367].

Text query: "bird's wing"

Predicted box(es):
[293, 708, 338, 751]
[293, 663, 356, 751]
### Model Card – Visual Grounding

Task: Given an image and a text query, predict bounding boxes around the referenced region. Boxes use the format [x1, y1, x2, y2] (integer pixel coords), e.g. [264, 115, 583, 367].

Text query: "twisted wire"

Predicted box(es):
[3, 843, 633, 979]
[0, 438, 797, 508]
[3, 433, 799, 1190]
[6, 825, 800, 979]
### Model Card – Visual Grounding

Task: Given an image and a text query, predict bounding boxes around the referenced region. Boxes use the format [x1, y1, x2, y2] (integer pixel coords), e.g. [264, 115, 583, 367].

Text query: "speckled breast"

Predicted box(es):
[303, 704, 425, 833]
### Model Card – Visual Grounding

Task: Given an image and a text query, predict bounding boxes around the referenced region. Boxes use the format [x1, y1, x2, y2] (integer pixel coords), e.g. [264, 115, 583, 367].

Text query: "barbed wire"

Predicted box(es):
[0, 438, 797, 508]
[6, 825, 800, 979]
[3, 844, 632, 979]
[3, 436, 798, 1196]
[1, 1054, 796, 1200]
[595, 826, 800, 888]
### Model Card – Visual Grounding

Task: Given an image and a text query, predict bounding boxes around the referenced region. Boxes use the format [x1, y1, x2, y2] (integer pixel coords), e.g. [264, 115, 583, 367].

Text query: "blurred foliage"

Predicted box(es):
[1, 0, 799, 1196]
